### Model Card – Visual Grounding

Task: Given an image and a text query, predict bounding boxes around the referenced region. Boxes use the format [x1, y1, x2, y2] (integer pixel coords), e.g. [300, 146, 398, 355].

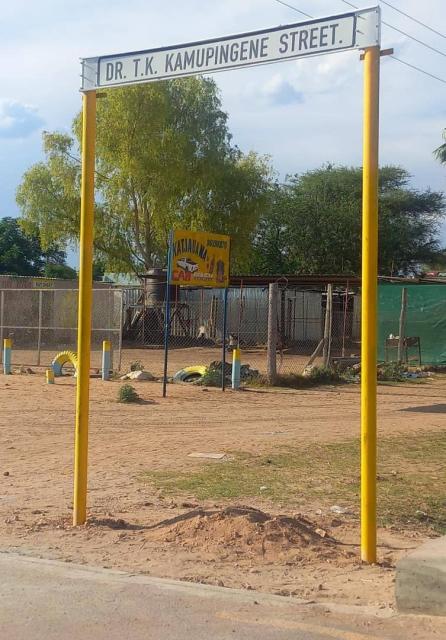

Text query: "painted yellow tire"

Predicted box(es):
[51, 351, 78, 377]
[173, 365, 207, 383]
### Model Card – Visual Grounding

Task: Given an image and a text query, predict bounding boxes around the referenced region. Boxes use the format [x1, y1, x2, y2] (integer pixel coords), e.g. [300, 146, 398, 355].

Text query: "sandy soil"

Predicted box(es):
[7, 344, 318, 376]
[1, 373, 445, 612]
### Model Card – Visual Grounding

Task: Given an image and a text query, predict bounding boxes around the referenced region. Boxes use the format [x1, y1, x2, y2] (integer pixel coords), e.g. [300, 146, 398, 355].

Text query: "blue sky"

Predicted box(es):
[1, 0, 445, 265]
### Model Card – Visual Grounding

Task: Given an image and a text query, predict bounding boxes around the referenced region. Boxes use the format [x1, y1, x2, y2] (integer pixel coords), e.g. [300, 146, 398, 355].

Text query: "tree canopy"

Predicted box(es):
[0, 217, 70, 277]
[17, 78, 272, 274]
[434, 129, 446, 165]
[247, 165, 445, 276]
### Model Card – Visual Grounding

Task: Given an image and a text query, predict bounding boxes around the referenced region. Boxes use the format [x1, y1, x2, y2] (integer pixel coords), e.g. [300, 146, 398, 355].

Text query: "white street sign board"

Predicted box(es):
[81, 7, 380, 91]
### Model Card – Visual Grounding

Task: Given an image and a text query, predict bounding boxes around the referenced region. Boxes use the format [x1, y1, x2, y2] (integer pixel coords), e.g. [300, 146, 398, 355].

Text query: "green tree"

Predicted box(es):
[247, 165, 445, 276]
[0, 217, 67, 276]
[434, 129, 446, 164]
[43, 263, 77, 279]
[17, 79, 271, 274]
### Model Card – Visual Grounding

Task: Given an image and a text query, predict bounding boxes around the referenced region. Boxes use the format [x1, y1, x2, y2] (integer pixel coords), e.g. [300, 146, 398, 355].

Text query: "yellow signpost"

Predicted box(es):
[360, 45, 380, 564]
[76, 8, 382, 562]
[170, 230, 230, 288]
[73, 90, 96, 526]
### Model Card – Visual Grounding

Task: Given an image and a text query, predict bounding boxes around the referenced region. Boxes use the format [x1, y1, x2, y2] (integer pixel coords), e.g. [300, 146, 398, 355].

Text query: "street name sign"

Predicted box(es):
[81, 7, 380, 90]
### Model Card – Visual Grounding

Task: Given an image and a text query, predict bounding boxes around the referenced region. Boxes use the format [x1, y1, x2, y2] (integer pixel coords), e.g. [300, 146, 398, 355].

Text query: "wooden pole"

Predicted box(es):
[304, 338, 324, 369]
[397, 287, 408, 363]
[267, 283, 278, 383]
[322, 284, 333, 367]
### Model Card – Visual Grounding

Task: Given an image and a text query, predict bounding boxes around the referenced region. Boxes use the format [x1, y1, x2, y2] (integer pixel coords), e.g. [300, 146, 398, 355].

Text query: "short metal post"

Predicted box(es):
[232, 347, 241, 390]
[3, 338, 12, 375]
[102, 340, 111, 380]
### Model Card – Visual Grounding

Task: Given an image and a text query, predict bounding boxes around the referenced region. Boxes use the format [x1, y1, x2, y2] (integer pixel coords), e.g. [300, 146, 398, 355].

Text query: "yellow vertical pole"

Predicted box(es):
[73, 90, 96, 526]
[361, 46, 380, 563]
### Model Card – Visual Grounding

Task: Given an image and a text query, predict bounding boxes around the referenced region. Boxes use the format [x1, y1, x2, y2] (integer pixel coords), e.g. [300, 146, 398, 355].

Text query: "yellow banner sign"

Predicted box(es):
[170, 230, 230, 288]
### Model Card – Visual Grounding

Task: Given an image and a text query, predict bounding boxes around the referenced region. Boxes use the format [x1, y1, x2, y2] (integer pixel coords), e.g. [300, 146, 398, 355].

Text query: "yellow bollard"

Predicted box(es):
[3, 338, 12, 375]
[232, 347, 241, 390]
[102, 340, 111, 381]
[46, 369, 55, 384]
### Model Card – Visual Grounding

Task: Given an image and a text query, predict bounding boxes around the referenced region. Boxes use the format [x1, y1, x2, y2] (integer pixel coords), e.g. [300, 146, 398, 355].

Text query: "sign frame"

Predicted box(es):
[75, 6, 382, 566]
[81, 7, 380, 91]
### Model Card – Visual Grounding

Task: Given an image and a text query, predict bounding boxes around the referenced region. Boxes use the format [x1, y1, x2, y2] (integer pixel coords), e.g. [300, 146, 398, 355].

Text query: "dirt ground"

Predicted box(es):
[1, 371, 445, 616]
[9, 344, 316, 377]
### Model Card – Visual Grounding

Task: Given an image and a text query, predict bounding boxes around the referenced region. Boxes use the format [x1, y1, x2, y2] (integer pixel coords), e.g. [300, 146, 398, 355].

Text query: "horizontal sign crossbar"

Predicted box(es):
[81, 7, 380, 91]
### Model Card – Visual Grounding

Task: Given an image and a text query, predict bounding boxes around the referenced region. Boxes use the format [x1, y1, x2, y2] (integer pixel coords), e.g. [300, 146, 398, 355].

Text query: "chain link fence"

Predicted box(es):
[6, 282, 440, 380]
[0, 289, 123, 370]
[121, 284, 361, 378]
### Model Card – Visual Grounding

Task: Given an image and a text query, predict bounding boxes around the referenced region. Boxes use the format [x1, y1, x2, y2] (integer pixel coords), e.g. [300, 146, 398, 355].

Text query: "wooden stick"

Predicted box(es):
[397, 287, 408, 363]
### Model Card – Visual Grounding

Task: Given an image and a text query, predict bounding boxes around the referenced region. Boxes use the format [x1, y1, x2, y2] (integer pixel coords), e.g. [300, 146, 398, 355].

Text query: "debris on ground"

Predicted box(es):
[120, 370, 155, 381]
[13, 366, 34, 375]
[187, 452, 226, 460]
[330, 505, 351, 515]
[402, 371, 433, 379]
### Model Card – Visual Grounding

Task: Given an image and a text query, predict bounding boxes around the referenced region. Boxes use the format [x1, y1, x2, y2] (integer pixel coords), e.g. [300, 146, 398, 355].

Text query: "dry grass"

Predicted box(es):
[140, 431, 446, 534]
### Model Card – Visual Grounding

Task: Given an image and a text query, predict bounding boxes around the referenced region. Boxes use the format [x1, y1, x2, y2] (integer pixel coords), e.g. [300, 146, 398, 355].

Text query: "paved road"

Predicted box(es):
[0, 552, 428, 640]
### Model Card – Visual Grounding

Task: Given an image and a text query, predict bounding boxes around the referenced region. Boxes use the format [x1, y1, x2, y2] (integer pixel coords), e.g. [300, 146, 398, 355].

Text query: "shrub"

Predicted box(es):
[265, 366, 347, 389]
[195, 366, 223, 387]
[118, 384, 140, 403]
[377, 362, 406, 382]
[306, 365, 346, 384]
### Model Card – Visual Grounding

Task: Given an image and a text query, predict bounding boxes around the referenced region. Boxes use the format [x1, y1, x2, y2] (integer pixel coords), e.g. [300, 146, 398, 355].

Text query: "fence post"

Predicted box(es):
[267, 283, 278, 383]
[221, 287, 229, 392]
[323, 284, 333, 367]
[0, 291, 3, 365]
[118, 290, 123, 372]
[3, 338, 12, 375]
[37, 290, 43, 367]
[397, 287, 408, 363]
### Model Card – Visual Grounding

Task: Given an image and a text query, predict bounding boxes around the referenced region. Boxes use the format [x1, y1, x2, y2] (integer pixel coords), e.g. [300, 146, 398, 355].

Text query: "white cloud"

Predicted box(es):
[0, 0, 445, 222]
[0, 101, 44, 139]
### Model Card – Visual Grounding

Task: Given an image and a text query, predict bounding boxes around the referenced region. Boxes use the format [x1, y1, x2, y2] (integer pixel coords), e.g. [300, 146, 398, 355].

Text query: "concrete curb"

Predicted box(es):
[1, 549, 394, 619]
[396, 535, 446, 616]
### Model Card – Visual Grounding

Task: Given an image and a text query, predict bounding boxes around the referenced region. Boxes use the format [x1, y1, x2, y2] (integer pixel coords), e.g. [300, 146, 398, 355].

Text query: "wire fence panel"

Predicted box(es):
[276, 286, 361, 375]
[120, 285, 362, 378]
[0, 289, 122, 370]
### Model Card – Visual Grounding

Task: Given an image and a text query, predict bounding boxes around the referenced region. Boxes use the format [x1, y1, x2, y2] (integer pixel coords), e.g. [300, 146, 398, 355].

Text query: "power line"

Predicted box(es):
[271, 0, 446, 85]
[378, 0, 446, 41]
[384, 22, 446, 58]
[340, 0, 446, 58]
[390, 54, 446, 85]
[272, 0, 312, 19]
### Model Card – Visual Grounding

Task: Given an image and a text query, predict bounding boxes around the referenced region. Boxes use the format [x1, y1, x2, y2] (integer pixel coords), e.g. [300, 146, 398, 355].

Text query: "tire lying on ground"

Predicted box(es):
[51, 350, 78, 377]
[173, 365, 207, 383]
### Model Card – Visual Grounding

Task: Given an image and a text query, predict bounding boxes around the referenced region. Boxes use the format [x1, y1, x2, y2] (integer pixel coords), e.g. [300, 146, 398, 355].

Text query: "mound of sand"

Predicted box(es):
[147, 506, 344, 561]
